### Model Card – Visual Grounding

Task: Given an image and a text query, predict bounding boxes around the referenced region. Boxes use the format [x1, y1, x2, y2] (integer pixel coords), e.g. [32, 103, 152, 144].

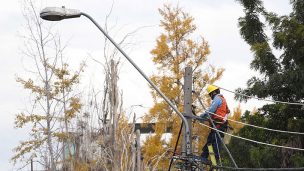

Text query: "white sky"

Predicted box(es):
[0, 0, 291, 170]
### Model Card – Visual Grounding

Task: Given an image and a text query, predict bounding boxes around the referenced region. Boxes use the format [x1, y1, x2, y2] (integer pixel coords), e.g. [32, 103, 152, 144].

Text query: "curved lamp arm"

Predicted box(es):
[40, 7, 192, 155]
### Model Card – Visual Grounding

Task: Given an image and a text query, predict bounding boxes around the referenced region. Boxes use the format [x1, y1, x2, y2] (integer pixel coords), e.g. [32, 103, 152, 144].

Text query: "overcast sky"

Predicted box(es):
[0, 0, 291, 170]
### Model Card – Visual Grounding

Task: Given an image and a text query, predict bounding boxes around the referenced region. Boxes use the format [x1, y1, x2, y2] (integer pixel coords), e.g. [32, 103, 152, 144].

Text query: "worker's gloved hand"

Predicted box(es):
[199, 112, 208, 121]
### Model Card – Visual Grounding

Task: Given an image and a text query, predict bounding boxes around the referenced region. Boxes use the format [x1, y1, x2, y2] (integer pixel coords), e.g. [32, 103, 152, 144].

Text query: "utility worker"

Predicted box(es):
[200, 85, 230, 163]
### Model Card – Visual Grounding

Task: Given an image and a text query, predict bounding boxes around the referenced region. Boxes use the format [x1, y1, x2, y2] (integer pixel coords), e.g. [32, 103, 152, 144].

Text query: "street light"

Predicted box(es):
[40, 6, 192, 155]
[40, 7, 81, 21]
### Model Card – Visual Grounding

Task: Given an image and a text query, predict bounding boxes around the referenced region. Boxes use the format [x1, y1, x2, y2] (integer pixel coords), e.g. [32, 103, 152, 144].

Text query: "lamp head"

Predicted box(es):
[40, 7, 81, 21]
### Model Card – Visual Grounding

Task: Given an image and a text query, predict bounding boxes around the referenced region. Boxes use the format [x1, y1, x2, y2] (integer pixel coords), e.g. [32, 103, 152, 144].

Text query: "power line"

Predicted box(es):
[214, 165, 304, 171]
[202, 81, 304, 106]
[168, 122, 183, 171]
[207, 111, 304, 135]
[174, 143, 304, 171]
[220, 86, 304, 106]
[198, 122, 304, 151]
[192, 161, 304, 171]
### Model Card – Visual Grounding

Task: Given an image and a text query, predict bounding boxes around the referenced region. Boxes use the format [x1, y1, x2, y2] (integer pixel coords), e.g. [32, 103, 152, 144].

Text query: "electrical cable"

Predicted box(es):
[207, 111, 304, 135]
[173, 146, 304, 171]
[221, 86, 304, 106]
[215, 132, 222, 167]
[214, 165, 304, 171]
[198, 122, 304, 151]
[203, 81, 304, 106]
[168, 122, 183, 171]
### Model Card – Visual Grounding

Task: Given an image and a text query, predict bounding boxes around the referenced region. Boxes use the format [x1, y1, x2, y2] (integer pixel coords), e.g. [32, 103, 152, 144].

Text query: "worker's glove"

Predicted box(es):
[199, 112, 208, 121]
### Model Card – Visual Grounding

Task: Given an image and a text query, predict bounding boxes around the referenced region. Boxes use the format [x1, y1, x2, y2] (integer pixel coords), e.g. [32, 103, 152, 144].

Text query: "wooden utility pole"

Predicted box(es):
[182, 67, 193, 170]
[110, 59, 119, 170]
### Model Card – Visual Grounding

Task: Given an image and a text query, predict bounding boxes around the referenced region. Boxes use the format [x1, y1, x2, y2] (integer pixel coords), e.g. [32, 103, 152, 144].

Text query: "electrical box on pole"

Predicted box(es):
[182, 67, 193, 170]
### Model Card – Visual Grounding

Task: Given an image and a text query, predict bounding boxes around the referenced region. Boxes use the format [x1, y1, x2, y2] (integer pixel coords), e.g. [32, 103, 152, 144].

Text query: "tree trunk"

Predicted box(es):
[110, 59, 119, 170]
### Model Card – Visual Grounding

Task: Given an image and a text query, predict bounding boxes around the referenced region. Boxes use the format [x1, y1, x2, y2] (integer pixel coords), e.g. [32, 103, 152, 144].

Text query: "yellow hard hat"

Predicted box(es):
[207, 85, 219, 94]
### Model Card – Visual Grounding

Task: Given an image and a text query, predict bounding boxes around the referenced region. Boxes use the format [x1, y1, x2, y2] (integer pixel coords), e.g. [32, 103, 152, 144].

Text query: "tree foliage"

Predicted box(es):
[232, 0, 304, 167]
[142, 4, 224, 169]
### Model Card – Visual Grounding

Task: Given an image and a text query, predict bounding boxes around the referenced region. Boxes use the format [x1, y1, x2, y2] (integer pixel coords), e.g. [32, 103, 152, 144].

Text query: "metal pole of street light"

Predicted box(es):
[80, 12, 192, 154]
[40, 7, 192, 155]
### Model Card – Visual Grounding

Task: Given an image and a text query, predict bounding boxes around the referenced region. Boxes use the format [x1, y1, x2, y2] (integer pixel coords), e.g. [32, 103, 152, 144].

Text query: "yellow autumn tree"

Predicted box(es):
[12, 1, 84, 170]
[142, 4, 224, 169]
[229, 104, 244, 133]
